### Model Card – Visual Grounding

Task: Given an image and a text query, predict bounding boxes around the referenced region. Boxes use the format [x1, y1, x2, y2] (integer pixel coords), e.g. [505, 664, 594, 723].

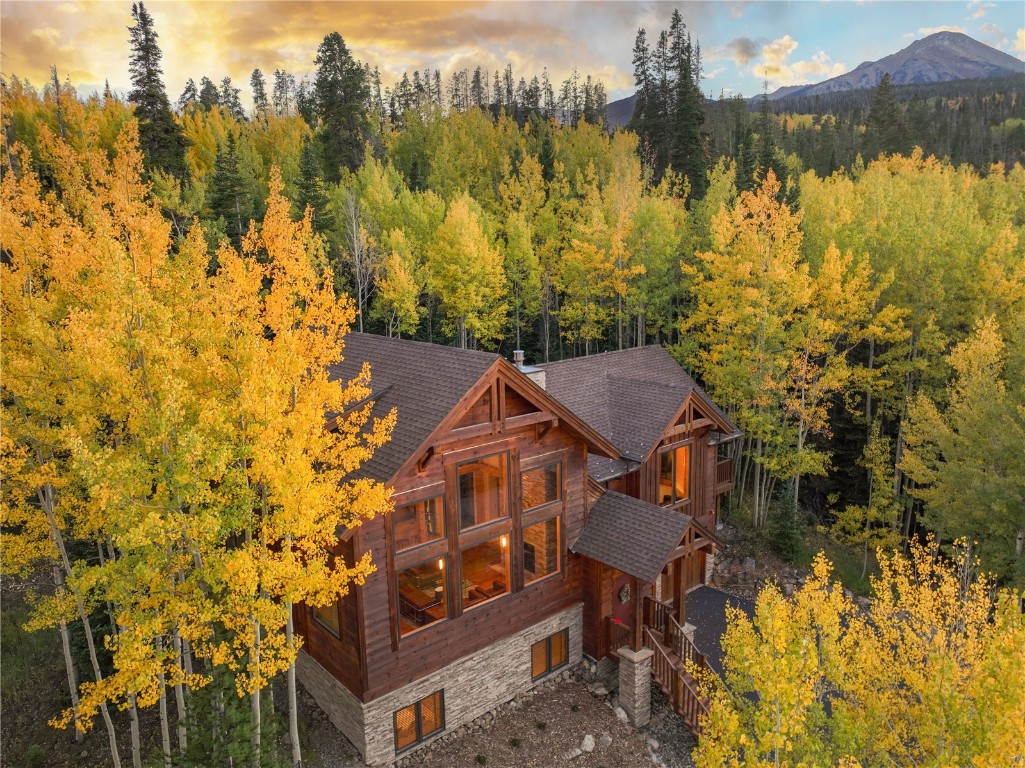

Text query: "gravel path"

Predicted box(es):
[298, 669, 697, 768]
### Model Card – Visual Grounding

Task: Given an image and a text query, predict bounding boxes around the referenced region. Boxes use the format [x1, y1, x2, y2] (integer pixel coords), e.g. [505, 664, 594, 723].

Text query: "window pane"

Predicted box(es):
[311, 601, 340, 637]
[674, 445, 690, 501]
[394, 704, 417, 750]
[394, 497, 444, 551]
[398, 558, 447, 636]
[459, 454, 508, 529]
[659, 450, 674, 505]
[522, 463, 560, 510]
[523, 518, 560, 583]
[461, 536, 509, 609]
[531, 638, 548, 678]
[419, 691, 444, 737]
[550, 629, 568, 669]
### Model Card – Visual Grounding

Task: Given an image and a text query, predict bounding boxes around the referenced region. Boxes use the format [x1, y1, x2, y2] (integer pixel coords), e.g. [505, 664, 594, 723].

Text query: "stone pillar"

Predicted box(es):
[617, 646, 654, 727]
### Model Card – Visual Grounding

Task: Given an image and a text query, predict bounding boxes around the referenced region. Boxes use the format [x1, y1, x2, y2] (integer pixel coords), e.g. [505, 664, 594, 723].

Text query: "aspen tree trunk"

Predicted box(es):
[40, 486, 122, 768]
[172, 629, 188, 753]
[252, 619, 262, 768]
[286, 607, 302, 767]
[53, 566, 84, 742]
[157, 637, 172, 768]
[128, 695, 142, 768]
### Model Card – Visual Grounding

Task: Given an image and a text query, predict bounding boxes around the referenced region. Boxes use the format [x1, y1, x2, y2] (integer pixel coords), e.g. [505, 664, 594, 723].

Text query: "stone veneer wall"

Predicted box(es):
[298, 602, 583, 766]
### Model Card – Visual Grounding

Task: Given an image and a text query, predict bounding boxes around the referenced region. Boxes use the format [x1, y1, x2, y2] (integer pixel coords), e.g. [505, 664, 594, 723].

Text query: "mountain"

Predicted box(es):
[605, 93, 636, 129]
[764, 31, 1023, 101]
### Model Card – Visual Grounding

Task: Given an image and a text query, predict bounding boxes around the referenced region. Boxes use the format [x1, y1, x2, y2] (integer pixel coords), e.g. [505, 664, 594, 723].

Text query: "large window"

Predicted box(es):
[531, 629, 568, 679]
[658, 443, 691, 506]
[398, 557, 448, 636]
[522, 463, 561, 510]
[461, 536, 510, 609]
[394, 690, 444, 752]
[523, 517, 560, 584]
[394, 497, 444, 551]
[458, 453, 509, 529]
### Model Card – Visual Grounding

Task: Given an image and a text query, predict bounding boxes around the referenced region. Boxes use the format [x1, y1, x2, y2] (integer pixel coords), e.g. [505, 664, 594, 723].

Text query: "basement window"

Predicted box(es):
[394, 690, 445, 752]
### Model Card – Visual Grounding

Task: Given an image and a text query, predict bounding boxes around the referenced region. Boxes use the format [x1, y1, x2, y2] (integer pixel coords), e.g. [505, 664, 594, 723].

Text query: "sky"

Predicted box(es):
[2, 1, 1023, 107]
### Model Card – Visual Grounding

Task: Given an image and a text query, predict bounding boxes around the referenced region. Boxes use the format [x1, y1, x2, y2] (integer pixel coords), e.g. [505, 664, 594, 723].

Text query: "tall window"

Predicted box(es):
[531, 629, 568, 679]
[394, 690, 444, 752]
[461, 535, 510, 609]
[397, 557, 448, 636]
[659, 443, 691, 506]
[394, 497, 444, 551]
[458, 453, 509, 529]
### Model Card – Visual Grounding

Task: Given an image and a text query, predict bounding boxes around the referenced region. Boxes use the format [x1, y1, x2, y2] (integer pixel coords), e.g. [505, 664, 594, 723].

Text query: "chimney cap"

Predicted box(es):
[512, 350, 525, 366]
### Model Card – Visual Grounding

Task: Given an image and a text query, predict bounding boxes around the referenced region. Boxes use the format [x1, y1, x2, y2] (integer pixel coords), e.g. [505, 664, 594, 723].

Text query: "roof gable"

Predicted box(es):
[539, 346, 740, 463]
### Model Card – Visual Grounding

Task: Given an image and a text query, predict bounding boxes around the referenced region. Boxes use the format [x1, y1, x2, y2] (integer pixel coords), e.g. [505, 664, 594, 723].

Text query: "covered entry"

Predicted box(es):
[572, 491, 723, 730]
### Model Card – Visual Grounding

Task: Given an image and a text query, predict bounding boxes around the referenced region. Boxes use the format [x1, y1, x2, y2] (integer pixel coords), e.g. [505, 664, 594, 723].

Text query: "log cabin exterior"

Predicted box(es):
[295, 337, 739, 765]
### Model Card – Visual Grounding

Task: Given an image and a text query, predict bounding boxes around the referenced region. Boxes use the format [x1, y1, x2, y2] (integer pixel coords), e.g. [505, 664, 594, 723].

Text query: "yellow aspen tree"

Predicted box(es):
[426, 193, 507, 348]
[372, 229, 423, 338]
[210, 169, 395, 766]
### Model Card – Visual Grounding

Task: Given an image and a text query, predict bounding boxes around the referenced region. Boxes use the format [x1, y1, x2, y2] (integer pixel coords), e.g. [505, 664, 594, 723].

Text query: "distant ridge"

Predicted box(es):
[762, 31, 1023, 101]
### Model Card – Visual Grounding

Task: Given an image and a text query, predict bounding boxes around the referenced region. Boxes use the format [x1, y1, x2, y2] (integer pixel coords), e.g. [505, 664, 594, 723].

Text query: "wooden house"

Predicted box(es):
[296, 337, 739, 765]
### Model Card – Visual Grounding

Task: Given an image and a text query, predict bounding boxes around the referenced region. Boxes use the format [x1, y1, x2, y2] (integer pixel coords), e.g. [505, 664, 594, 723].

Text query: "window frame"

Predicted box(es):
[396, 554, 449, 638]
[393, 690, 446, 753]
[392, 495, 446, 554]
[530, 628, 569, 680]
[456, 451, 511, 532]
[658, 440, 693, 508]
[459, 533, 511, 612]
[521, 513, 562, 586]
[521, 461, 562, 512]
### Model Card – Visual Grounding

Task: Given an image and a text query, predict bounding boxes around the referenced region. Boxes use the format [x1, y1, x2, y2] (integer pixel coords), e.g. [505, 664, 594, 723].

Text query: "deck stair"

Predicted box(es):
[642, 597, 711, 734]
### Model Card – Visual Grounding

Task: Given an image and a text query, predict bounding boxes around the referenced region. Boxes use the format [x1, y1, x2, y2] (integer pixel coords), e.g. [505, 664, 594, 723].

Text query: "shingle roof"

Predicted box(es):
[539, 346, 740, 471]
[327, 334, 499, 483]
[570, 491, 692, 583]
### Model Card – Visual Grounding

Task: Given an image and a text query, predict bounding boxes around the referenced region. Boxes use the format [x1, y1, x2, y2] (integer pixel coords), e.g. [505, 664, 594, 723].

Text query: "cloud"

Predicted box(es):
[722, 37, 761, 66]
[979, 23, 1008, 46]
[913, 25, 968, 37]
[968, 1, 995, 20]
[751, 35, 846, 87]
[1016, 28, 1025, 57]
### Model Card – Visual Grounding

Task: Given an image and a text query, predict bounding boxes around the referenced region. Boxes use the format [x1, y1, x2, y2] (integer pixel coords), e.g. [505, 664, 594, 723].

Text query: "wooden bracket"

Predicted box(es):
[534, 418, 558, 443]
[416, 446, 435, 474]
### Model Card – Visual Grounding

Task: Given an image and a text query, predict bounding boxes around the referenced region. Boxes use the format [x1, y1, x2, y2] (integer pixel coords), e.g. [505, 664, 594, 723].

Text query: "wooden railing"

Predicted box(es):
[715, 457, 734, 488]
[643, 628, 708, 735]
[643, 596, 707, 674]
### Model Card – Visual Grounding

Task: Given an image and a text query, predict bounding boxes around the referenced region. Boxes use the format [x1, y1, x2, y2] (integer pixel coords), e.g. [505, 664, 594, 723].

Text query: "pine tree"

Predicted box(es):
[127, 1, 186, 176]
[219, 76, 245, 121]
[177, 78, 198, 111]
[208, 131, 252, 247]
[668, 10, 706, 199]
[250, 69, 269, 115]
[863, 73, 907, 159]
[293, 137, 333, 233]
[314, 32, 370, 181]
[198, 76, 219, 109]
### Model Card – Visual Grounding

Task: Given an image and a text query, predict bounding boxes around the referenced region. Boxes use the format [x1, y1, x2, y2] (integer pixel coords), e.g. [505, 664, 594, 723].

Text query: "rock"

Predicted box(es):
[743, 556, 756, 569]
[564, 748, 583, 760]
[598, 733, 613, 748]
[647, 736, 660, 750]
[593, 686, 608, 697]
[614, 706, 629, 724]
[581, 734, 595, 753]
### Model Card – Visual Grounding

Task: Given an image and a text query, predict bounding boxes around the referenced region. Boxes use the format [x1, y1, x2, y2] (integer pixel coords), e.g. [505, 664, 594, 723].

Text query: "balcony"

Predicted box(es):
[714, 458, 734, 493]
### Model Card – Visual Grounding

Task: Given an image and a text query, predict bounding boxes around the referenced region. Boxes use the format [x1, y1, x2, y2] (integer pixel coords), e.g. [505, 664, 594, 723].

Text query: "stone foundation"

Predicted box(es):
[299, 603, 583, 766]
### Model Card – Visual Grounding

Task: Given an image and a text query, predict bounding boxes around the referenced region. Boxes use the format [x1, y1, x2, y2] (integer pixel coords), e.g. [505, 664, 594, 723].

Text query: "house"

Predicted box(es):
[295, 336, 740, 765]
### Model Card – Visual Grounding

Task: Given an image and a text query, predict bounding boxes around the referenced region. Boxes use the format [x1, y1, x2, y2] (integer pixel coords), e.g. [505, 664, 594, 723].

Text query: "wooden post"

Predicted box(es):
[674, 554, 686, 627]
[630, 576, 643, 651]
